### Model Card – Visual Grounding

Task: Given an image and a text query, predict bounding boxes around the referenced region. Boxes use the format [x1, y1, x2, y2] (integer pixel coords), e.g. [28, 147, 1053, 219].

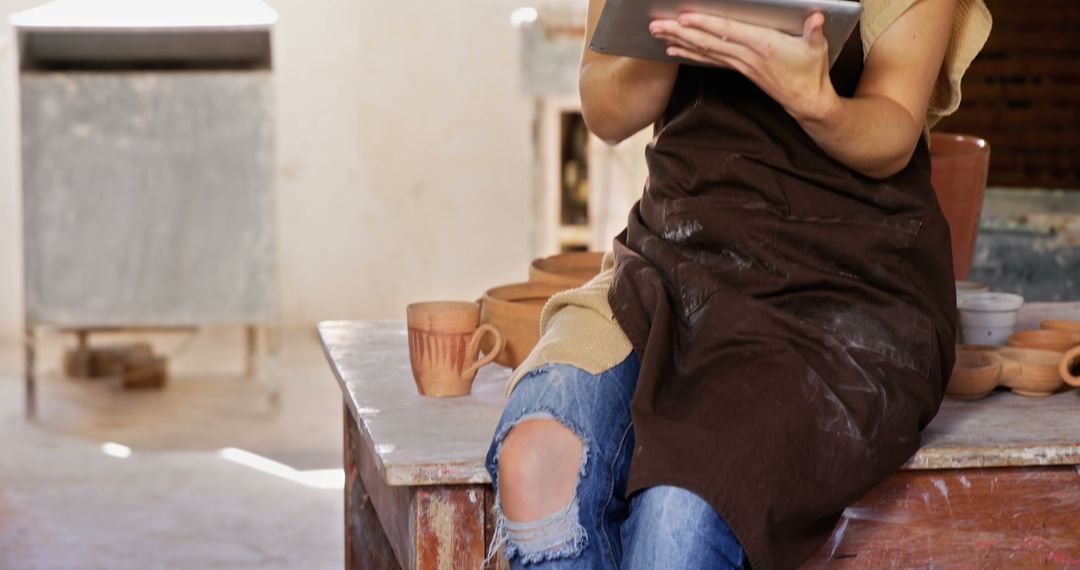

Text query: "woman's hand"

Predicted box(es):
[649, 12, 839, 122]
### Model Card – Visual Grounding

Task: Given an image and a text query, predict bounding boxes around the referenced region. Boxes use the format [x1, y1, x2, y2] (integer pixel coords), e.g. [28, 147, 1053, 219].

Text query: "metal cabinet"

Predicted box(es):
[12, 0, 279, 416]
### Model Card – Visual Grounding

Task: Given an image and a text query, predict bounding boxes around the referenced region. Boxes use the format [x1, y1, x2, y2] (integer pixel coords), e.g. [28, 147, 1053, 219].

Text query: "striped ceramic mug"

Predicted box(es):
[406, 301, 505, 397]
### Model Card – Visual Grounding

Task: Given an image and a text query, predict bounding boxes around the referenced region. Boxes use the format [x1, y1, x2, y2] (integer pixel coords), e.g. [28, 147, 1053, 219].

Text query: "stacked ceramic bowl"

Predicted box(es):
[478, 252, 604, 369]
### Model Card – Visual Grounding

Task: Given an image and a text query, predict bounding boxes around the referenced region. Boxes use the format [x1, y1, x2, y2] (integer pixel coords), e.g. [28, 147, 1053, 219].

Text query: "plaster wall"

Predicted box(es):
[0, 0, 537, 338]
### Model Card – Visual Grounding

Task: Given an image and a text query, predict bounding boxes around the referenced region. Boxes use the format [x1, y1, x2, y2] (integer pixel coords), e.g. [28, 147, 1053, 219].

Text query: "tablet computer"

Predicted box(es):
[590, 0, 862, 68]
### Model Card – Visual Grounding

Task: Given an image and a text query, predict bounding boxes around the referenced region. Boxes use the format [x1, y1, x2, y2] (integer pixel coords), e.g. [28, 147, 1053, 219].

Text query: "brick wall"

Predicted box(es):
[934, 0, 1080, 189]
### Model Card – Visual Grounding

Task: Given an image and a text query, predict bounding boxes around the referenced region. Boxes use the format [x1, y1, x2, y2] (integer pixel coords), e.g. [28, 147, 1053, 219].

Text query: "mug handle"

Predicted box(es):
[462, 324, 505, 381]
[1062, 346, 1080, 388]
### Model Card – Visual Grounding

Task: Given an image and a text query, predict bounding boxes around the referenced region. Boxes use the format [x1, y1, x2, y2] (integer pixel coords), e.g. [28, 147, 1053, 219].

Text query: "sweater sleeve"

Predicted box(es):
[860, 0, 993, 128]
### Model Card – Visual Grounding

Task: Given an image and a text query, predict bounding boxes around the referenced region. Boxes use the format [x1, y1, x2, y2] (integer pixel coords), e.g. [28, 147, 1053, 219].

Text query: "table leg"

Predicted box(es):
[345, 403, 402, 569]
[413, 485, 488, 569]
[245, 325, 258, 379]
[24, 325, 36, 419]
[344, 402, 497, 570]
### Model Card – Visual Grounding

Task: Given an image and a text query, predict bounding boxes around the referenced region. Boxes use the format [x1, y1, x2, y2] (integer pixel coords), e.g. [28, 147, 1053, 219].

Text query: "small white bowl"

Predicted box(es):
[958, 292, 1025, 346]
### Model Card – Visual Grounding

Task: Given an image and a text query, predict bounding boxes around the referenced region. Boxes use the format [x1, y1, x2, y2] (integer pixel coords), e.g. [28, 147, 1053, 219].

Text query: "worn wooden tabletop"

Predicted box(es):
[320, 318, 1080, 487]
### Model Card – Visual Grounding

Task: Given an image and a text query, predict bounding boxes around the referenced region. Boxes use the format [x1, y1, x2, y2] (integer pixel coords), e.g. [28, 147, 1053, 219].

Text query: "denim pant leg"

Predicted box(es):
[485, 354, 640, 569]
[621, 485, 747, 570]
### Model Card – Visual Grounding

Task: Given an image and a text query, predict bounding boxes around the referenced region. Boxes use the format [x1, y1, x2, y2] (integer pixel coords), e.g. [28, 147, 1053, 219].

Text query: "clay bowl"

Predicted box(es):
[1062, 346, 1080, 388]
[995, 346, 1066, 397]
[529, 252, 604, 287]
[959, 345, 1066, 397]
[1041, 320, 1080, 335]
[946, 349, 1003, 400]
[1007, 330, 1080, 353]
[480, 282, 571, 369]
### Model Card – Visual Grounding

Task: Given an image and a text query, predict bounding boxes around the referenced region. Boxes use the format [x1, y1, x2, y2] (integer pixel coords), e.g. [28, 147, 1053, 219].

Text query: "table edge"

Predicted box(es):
[321, 320, 1080, 486]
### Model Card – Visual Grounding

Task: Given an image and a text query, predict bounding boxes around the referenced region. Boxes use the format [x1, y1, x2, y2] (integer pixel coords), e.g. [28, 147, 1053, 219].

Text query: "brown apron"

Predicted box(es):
[608, 20, 958, 569]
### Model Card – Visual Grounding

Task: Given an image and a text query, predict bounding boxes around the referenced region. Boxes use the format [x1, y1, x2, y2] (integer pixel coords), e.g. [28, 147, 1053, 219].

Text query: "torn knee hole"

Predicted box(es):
[499, 494, 588, 562]
[487, 413, 592, 564]
[496, 417, 586, 523]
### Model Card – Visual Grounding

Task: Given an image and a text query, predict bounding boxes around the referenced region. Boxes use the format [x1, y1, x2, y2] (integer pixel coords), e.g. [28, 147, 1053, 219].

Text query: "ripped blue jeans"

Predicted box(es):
[485, 354, 747, 569]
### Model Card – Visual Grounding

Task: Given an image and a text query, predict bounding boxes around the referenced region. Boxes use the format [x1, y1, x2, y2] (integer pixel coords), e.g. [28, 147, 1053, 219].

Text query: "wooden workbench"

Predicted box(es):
[320, 320, 1080, 569]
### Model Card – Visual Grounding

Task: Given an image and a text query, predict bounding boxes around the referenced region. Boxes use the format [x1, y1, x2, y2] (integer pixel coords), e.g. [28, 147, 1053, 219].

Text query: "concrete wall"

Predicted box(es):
[0, 0, 537, 338]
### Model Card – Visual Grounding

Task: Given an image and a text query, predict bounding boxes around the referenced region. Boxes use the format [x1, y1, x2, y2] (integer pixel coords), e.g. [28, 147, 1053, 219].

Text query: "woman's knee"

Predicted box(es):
[497, 418, 583, 522]
[489, 417, 591, 564]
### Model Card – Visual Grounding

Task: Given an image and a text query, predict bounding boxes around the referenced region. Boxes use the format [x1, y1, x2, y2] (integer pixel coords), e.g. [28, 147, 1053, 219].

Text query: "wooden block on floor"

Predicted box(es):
[64, 342, 158, 379]
[121, 355, 169, 390]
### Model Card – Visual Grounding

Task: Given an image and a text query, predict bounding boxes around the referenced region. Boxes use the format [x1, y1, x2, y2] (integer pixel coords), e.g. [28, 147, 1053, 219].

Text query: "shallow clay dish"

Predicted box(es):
[529, 252, 604, 287]
[480, 282, 571, 368]
[1007, 330, 1080, 353]
[946, 350, 1003, 400]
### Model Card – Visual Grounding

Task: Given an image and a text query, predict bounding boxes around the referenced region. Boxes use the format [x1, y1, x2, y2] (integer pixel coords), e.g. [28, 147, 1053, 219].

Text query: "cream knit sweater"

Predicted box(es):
[507, 0, 992, 394]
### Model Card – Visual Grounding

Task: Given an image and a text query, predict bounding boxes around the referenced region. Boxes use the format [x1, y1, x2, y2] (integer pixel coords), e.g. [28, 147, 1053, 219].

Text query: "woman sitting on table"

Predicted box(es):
[486, 0, 991, 568]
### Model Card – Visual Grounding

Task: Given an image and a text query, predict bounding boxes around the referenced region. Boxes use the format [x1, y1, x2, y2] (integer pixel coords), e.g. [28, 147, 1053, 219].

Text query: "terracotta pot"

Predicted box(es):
[1061, 346, 1080, 387]
[480, 282, 570, 369]
[529, 252, 605, 287]
[930, 133, 990, 281]
[1007, 330, 1080, 353]
[951, 345, 1067, 398]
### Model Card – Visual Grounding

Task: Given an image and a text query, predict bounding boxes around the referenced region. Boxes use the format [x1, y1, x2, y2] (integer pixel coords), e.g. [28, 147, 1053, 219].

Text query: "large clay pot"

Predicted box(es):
[529, 252, 605, 287]
[480, 282, 570, 369]
[930, 133, 990, 281]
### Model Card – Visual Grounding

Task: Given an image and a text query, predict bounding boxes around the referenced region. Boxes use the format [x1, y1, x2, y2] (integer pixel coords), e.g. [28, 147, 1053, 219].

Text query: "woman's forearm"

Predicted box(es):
[793, 92, 924, 180]
[579, 0, 679, 145]
[579, 57, 679, 145]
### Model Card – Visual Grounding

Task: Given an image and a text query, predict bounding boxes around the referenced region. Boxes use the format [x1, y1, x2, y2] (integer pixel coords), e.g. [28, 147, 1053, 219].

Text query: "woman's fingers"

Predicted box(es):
[675, 12, 777, 56]
[650, 20, 757, 64]
[802, 12, 826, 47]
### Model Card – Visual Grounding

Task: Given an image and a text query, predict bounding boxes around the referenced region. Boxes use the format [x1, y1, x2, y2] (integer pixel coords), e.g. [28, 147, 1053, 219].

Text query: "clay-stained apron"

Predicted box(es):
[607, 20, 958, 570]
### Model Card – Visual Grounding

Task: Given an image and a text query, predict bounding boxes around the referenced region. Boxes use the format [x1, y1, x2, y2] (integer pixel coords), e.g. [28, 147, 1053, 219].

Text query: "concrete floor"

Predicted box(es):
[0, 328, 345, 569]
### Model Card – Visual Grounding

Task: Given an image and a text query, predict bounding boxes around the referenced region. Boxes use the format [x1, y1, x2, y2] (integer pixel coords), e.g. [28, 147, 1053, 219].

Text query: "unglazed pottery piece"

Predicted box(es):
[529, 252, 605, 287]
[480, 282, 570, 368]
[950, 345, 1068, 399]
[946, 349, 1003, 400]
[1041, 320, 1080, 335]
[1007, 330, 1080, 353]
[957, 293, 1024, 346]
[406, 301, 505, 397]
[1062, 346, 1080, 388]
[998, 346, 1069, 397]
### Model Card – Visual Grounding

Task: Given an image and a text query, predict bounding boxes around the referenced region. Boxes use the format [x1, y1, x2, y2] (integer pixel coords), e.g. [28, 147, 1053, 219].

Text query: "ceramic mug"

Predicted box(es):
[406, 301, 505, 397]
